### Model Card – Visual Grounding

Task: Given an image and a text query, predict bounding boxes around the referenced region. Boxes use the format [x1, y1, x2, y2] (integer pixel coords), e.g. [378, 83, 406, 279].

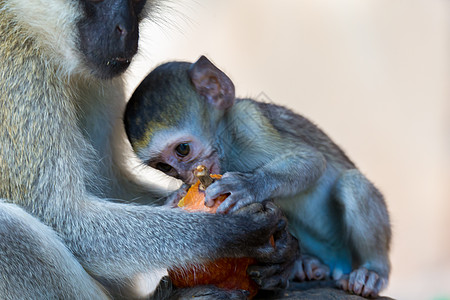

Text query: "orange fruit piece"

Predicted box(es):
[168, 168, 259, 299]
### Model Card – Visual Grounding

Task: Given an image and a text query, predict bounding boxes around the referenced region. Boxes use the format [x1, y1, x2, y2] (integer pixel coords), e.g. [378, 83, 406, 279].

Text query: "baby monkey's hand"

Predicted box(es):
[164, 183, 190, 208]
[205, 171, 261, 214]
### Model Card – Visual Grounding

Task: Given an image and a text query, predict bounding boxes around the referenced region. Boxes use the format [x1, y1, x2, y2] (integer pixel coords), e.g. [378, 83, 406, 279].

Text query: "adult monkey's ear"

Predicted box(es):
[188, 55, 235, 110]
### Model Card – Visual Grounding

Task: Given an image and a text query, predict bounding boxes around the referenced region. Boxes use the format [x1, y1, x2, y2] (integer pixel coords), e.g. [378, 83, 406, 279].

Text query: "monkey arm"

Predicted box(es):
[0, 2, 300, 298]
[57, 198, 287, 281]
[253, 144, 327, 199]
[0, 202, 110, 300]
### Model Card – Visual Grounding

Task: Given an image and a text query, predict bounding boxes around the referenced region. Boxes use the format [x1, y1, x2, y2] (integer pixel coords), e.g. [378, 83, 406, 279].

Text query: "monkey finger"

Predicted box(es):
[231, 202, 265, 216]
[262, 201, 283, 218]
[255, 239, 278, 256]
[216, 194, 241, 214]
[363, 271, 387, 298]
[349, 267, 369, 295]
[274, 217, 287, 233]
[262, 202, 285, 235]
[295, 261, 332, 284]
[271, 224, 289, 249]
[336, 274, 349, 291]
[348, 269, 357, 293]
[269, 216, 288, 240]
[253, 227, 297, 265]
[165, 185, 190, 207]
[312, 265, 329, 280]
[271, 220, 291, 242]
[301, 256, 330, 281]
[304, 259, 314, 280]
[225, 195, 260, 214]
[204, 198, 215, 207]
[293, 259, 307, 281]
[204, 193, 227, 207]
[247, 265, 266, 279]
[271, 231, 299, 264]
[361, 271, 379, 298]
[179, 183, 190, 192]
[259, 275, 288, 291]
[372, 277, 388, 298]
[237, 201, 283, 245]
[205, 182, 232, 203]
[248, 264, 288, 290]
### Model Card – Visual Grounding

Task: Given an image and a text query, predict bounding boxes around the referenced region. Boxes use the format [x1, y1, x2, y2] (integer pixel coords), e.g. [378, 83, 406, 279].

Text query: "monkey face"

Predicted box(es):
[145, 135, 221, 185]
[77, 0, 148, 79]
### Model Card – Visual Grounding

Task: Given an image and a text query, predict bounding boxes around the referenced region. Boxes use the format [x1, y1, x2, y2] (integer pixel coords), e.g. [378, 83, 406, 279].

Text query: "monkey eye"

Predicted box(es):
[175, 143, 190, 157]
[155, 162, 173, 173]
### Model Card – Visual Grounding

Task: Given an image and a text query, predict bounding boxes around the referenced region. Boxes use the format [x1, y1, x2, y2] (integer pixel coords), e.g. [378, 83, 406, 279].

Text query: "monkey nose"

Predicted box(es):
[115, 24, 128, 37]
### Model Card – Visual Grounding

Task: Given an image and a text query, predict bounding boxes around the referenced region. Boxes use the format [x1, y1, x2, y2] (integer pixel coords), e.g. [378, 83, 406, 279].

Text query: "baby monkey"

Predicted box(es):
[124, 56, 391, 298]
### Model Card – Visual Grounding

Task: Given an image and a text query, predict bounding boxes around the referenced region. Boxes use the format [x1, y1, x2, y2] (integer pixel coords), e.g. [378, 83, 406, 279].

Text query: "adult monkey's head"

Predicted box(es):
[5, 0, 156, 79]
[77, 0, 150, 79]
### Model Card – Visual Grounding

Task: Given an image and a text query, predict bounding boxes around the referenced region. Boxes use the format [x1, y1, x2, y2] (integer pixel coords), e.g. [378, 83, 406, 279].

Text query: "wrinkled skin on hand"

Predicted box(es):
[233, 202, 299, 289]
[336, 267, 388, 298]
[293, 255, 330, 282]
[154, 202, 299, 299]
[205, 172, 260, 214]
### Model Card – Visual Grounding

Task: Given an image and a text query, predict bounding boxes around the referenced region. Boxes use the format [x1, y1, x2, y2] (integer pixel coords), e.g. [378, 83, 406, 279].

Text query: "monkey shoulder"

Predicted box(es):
[232, 98, 281, 134]
[235, 98, 322, 139]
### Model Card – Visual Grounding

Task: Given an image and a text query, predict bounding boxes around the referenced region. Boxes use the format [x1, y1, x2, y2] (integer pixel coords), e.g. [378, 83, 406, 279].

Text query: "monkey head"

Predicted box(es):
[77, 0, 150, 78]
[124, 56, 236, 184]
[2, 0, 154, 79]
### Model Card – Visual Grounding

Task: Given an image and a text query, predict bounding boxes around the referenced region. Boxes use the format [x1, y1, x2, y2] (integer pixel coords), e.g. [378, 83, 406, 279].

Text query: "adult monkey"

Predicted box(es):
[0, 0, 298, 299]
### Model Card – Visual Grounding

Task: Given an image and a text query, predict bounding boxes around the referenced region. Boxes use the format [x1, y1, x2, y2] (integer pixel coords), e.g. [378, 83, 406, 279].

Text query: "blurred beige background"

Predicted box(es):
[124, 1, 450, 299]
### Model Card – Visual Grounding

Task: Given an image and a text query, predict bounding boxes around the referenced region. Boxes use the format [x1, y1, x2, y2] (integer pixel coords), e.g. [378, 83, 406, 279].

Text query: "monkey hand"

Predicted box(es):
[205, 172, 261, 214]
[164, 184, 190, 208]
[293, 255, 330, 281]
[336, 267, 388, 298]
[232, 202, 300, 291]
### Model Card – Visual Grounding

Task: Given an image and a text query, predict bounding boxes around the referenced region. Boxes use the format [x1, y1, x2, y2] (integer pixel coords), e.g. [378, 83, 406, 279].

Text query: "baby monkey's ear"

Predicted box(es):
[188, 55, 235, 110]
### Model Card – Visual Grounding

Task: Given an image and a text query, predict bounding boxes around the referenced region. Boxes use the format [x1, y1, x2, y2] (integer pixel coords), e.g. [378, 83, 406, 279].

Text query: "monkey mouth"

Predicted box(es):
[93, 57, 132, 79]
[114, 57, 130, 63]
[106, 57, 131, 66]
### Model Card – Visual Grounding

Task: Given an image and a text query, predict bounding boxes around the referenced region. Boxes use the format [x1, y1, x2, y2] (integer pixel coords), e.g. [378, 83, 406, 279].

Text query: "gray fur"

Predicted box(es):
[0, 2, 294, 299]
[124, 57, 391, 297]
[0, 201, 109, 300]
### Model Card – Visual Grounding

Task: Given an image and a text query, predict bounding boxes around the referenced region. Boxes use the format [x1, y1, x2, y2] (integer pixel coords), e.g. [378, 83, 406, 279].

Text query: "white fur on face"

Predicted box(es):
[3, 0, 83, 75]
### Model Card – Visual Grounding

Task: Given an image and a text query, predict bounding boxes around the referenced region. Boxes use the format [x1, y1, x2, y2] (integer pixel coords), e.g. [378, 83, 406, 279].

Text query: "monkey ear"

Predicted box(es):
[188, 56, 235, 110]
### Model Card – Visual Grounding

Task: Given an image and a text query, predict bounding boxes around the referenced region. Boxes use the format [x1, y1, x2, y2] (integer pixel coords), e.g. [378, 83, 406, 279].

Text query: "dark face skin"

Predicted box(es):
[77, 0, 147, 79]
[147, 134, 221, 185]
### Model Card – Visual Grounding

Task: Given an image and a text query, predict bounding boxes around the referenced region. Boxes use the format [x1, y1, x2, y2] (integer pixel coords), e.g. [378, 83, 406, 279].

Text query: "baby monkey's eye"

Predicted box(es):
[175, 143, 190, 157]
[155, 162, 172, 173]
